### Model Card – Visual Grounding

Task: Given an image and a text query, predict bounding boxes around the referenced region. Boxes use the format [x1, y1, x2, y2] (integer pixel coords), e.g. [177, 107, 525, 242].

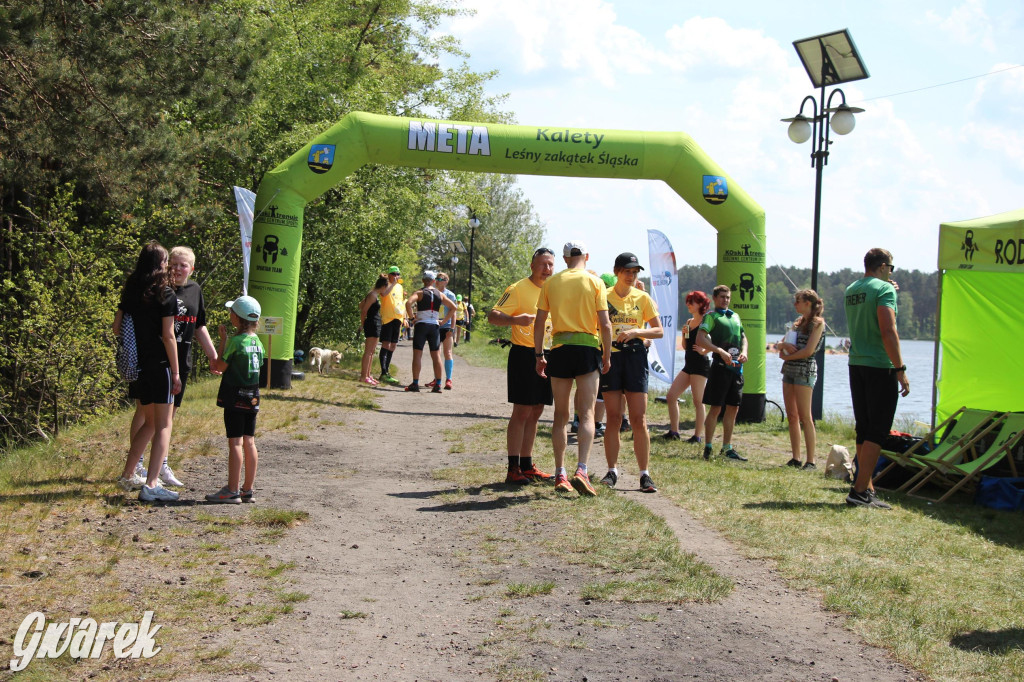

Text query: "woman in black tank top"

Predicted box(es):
[359, 274, 395, 385]
[661, 291, 712, 444]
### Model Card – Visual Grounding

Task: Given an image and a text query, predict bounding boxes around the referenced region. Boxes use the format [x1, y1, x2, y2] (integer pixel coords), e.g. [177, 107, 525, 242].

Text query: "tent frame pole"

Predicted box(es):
[931, 270, 943, 431]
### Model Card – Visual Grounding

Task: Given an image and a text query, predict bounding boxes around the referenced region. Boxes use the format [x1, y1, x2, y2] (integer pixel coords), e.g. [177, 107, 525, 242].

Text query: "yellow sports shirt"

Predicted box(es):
[537, 268, 608, 346]
[606, 287, 659, 352]
[380, 282, 405, 324]
[493, 277, 552, 348]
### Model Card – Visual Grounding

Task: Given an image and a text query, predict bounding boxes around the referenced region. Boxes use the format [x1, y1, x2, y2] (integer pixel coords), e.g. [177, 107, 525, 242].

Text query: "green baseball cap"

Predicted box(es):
[387, 266, 401, 274]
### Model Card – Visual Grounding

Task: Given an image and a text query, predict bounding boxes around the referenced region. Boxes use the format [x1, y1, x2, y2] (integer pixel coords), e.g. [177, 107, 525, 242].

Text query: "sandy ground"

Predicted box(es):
[198, 342, 921, 682]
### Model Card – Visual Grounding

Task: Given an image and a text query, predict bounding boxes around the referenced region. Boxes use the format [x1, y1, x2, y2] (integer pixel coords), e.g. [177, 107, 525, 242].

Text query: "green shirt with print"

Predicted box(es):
[222, 333, 265, 388]
[844, 276, 897, 368]
[700, 308, 745, 374]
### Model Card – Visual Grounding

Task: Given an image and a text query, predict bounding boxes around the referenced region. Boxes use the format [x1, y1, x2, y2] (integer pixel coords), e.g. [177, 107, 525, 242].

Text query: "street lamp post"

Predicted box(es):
[467, 213, 479, 342]
[783, 29, 868, 420]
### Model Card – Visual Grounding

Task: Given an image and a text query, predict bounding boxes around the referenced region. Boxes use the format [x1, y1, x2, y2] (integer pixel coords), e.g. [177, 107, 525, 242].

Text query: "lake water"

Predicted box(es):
[653, 337, 936, 424]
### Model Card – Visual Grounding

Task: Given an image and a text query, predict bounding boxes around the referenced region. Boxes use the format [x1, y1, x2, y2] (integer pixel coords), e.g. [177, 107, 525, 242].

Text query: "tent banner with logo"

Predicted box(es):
[249, 112, 767, 406]
[934, 209, 1024, 422]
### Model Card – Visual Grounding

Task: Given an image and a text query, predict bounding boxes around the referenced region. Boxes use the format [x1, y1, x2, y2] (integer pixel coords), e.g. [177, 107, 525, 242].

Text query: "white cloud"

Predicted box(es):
[925, 0, 995, 51]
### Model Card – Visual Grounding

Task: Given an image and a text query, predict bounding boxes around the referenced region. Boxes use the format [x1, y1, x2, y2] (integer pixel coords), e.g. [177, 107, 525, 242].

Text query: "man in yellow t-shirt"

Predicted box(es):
[599, 252, 663, 494]
[534, 241, 612, 497]
[488, 247, 557, 485]
[377, 266, 405, 384]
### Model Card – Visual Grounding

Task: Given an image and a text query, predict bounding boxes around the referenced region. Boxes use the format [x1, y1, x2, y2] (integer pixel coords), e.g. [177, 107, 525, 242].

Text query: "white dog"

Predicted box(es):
[308, 347, 341, 374]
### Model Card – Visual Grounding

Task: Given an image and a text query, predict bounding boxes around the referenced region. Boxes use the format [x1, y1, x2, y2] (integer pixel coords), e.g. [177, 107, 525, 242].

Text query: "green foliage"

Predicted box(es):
[675, 265, 938, 339]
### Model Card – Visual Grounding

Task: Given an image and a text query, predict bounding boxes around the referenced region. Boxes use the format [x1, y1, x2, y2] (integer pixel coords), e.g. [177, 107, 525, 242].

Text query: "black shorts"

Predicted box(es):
[456, 319, 466, 327]
[439, 327, 453, 343]
[224, 410, 257, 439]
[508, 345, 553, 405]
[682, 352, 710, 377]
[128, 365, 174, 406]
[173, 373, 189, 409]
[547, 345, 601, 379]
[412, 323, 441, 351]
[380, 319, 401, 344]
[363, 318, 382, 339]
[600, 347, 649, 393]
[703, 363, 744, 407]
[849, 364, 899, 445]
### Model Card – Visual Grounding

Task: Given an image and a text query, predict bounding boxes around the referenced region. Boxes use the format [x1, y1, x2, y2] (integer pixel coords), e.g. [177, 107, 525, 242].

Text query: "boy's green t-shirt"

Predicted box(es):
[222, 333, 265, 388]
[844, 276, 897, 368]
[700, 309, 745, 375]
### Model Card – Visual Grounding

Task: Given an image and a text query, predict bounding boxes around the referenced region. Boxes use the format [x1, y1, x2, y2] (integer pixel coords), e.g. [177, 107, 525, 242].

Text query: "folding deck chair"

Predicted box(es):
[872, 407, 1001, 490]
[906, 412, 1024, 503]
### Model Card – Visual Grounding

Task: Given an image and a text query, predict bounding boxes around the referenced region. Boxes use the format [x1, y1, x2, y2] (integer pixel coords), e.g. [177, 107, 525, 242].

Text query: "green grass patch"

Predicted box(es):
[451, 327, 511, 370]
[339, 610, 368, 619]
[505, 581, 555, 598]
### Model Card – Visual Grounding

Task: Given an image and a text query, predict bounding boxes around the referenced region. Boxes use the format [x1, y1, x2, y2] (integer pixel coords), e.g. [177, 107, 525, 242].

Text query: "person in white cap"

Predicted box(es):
[206, 295, 265, 504]
[403, 271, 455, 393]
[534, 240, 612, 497]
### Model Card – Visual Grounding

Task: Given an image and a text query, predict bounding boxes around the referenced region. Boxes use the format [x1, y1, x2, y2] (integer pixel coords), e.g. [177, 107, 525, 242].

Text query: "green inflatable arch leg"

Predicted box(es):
[250, 112, 767, 414]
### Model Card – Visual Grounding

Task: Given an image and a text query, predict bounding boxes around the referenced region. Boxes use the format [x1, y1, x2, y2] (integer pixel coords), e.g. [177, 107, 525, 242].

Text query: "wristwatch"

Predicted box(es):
[535, 353, 544, 358]
[895, 365, 907, 372]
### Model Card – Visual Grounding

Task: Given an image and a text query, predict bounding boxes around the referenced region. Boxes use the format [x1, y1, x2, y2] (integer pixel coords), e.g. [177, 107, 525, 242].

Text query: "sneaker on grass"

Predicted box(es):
[661, 431, 681, 441]
[594, 423, 606, 439]
[723, 448, 748, 462]
[571, 471, 597, 497]
[240, 489, 255, 503]
[520, 465, 553, 481]
[139, 484, 179, 503]
[117, 473, 146, 491]
[703, 445, 713, 461]
[785, 458, 802, 468]
[159, 463, 183, 487]
[205, 486, 242, 504]
[505, 466, 530, 485]
[639, 473, 657, 493]
[599, 470, 618, 488]
[554, 473, 574, 494]
[134, 461, 147, 478]
[846, 487, 891, 509]
[802, 462, 817, 471]
[685, 435, 703, 444]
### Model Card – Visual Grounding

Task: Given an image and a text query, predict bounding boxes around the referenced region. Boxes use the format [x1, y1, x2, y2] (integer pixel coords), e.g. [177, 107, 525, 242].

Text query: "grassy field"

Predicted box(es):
[0, 366, 375, 680]
[461, 327, 1024, 682]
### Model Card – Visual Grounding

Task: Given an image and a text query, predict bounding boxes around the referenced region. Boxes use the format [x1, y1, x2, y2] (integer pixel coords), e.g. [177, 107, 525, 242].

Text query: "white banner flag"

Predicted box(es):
[647, 229, 678, 384]
[233, 186, 256, 295]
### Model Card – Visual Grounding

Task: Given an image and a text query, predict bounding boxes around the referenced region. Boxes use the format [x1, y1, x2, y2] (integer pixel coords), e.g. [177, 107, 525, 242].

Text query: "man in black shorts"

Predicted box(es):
[534, 241, 612, 497]
[844, 248, 910, 508]
[377, 266, 405, 385]
[488, 248, 557, 484]
[403, 271, 455, 393]
[697, 285, 749, 462]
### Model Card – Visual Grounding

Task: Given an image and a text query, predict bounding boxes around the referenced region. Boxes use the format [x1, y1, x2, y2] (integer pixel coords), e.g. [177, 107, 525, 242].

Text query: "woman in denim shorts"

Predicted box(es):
[777, 289, 825, 470]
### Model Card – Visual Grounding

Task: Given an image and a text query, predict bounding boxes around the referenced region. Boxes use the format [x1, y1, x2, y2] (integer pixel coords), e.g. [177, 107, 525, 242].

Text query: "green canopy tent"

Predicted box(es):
[249, 112, 768, 418]
[935, 208, 1024, 423]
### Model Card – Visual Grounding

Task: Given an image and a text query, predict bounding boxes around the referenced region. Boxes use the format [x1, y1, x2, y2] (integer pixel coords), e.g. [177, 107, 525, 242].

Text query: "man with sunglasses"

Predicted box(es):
[488, 247, 557, 484]
[428, 271, 457, 390]
[843, 248, 910, 509]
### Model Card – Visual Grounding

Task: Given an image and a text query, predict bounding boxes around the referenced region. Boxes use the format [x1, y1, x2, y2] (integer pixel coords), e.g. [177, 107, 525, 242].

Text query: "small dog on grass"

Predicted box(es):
[309, 347, 342, 374]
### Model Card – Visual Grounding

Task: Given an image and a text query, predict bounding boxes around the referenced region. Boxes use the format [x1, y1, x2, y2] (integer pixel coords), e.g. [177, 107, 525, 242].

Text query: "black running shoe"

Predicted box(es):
[620, 416, 630, 433]
[723, 448, 748, 462]
[639, 473, 657, 493]
[570, 415, 580, 434]
[600, 470, 618, 488]
[431, 383, 442, 393]
[594, 422, 606, 439]
[703, 445, 712, 461]
[802, 462, 817, 471]
[404, 383, 420, 392]
[685, 435, 702, 444]
[662, 431, 681, 441]
[846, 487, 891, 509]
[786, 458, 802, 468]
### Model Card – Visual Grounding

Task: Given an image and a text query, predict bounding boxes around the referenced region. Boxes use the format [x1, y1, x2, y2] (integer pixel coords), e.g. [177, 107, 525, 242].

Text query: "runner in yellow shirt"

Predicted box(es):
[488, 247, 557, 484]
[377, 266, 405, 385]
[534, 241, 612, 497]
[598, 253, 663, 493]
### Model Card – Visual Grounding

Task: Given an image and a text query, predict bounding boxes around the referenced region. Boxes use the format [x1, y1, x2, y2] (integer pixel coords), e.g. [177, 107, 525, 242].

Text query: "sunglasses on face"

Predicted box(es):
[533, 248, 554, 257]
[883, 263, 896, 271]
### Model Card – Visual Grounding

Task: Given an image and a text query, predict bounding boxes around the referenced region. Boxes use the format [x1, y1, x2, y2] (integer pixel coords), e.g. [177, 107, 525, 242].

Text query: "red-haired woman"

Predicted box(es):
[777, 289, 825, 469]
[663, 290, 712, 443]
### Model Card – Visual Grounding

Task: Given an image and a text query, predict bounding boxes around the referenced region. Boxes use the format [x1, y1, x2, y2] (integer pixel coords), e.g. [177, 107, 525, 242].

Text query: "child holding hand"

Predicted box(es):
[207, 296, 265, 504]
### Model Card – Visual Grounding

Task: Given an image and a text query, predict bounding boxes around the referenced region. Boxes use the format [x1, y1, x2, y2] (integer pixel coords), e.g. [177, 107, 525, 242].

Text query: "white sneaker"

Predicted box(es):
[134, 460, 147, 478]
[139, 484, 179, 502]
[159, 463, 184, 487]
[117, 473, 146, 491]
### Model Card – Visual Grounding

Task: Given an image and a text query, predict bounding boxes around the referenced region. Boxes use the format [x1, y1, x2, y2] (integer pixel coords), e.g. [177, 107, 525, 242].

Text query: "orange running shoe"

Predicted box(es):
[571, 470, 597, 497]
[505, 466, 530, 484]
[520, 465, 554, 481]
[554, 473, 574, 493]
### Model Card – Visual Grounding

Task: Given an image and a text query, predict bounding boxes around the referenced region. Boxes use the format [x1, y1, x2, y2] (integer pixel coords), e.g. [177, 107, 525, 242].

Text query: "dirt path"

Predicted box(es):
[208, 343, 920, 681]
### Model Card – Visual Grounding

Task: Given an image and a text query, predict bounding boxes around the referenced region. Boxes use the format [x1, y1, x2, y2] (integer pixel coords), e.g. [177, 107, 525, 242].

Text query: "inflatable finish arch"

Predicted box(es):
[250, 112, 768, 400]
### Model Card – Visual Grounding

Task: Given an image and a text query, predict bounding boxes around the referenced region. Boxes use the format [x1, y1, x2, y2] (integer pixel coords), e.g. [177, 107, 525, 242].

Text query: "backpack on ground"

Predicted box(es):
[824, 444, 854, 482]
[116, 312, 139, 382]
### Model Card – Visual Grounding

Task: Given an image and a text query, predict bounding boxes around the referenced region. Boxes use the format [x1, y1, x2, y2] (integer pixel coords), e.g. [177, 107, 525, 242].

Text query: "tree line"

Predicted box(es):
[671, 265, 939, 339]
[0, 0, 543, 448]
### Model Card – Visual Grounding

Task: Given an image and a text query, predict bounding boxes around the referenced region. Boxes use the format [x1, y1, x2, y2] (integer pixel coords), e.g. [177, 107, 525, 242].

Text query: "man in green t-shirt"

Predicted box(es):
[843, 248, 911, 509]
[696, 285, 748, 462]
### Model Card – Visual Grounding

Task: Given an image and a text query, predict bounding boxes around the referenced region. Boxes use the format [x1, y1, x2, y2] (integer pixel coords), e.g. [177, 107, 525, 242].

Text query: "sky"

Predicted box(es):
[437, 0, 1024, 277]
